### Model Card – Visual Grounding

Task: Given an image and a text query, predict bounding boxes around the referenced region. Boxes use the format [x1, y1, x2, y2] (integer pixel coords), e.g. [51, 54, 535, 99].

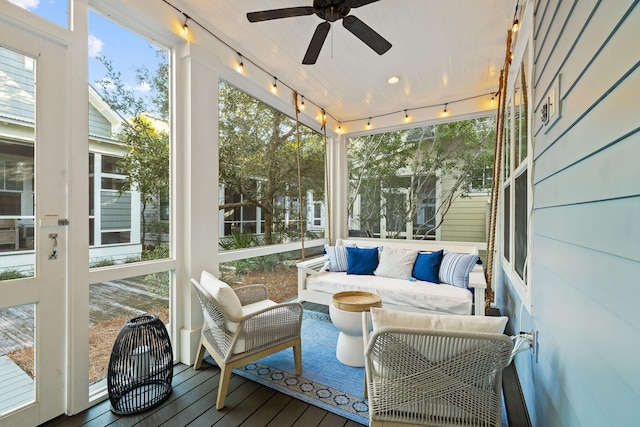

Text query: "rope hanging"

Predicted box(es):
[293, 91, 305, 260]
[322, 113, 333, 245]
[485, 28, 513, 300]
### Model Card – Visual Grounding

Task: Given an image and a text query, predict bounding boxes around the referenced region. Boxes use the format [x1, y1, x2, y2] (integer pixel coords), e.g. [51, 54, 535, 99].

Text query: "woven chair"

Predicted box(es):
[364, 312, 513, 427]
[191, 271, 303, 409]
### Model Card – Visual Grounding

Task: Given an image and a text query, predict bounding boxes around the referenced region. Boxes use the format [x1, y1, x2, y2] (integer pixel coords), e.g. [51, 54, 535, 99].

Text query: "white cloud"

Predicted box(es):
[96, 79, 116, 90]
[133, 81, 151, 93]
[8, 0, 40, 10]
[88, 35, 104, 58]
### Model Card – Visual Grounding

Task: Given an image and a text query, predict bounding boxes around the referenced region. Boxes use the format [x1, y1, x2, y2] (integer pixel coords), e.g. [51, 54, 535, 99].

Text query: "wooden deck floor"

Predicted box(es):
[37, 302, 530, 427]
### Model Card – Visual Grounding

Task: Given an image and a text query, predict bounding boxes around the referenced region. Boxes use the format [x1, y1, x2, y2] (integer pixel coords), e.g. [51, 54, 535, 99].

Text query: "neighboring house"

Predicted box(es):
[0, 47, 142, 272]
[219, 181, 324, 239]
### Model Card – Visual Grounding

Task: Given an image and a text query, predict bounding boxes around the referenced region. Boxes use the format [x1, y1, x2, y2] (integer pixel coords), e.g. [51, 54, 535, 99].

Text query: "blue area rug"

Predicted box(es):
[207, 310, 369, 424]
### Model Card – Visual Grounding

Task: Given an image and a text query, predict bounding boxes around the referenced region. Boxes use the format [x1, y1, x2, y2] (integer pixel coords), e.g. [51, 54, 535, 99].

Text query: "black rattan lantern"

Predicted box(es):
[107, 313, 173, 414]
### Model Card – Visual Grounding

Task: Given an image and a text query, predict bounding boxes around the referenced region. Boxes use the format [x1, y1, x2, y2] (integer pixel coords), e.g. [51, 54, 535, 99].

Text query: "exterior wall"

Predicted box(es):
[440, 193, 488, 243]
[496, 1, 640, 426]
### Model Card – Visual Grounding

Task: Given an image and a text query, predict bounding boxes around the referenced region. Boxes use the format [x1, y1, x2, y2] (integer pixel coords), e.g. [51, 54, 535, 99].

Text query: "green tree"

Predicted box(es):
[96, 54, 170, 251]
[218, 81, 325, 245]
[348, 117, 495, 239]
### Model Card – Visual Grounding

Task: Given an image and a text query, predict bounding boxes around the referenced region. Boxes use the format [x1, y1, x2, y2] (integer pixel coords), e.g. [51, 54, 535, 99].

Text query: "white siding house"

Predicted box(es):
[497, 1, 640, 426]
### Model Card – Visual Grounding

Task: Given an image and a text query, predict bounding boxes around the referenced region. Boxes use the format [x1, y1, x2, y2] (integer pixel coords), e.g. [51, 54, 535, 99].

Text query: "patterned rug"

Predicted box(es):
[207, 310, 369, 425]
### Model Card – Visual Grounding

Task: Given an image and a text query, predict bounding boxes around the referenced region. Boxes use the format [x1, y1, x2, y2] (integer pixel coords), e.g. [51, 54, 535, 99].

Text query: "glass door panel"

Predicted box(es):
[0, 22, 68, 425]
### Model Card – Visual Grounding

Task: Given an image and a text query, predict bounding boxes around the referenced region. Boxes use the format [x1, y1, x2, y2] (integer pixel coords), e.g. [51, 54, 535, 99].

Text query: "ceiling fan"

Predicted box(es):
[247, 0, 392, 65]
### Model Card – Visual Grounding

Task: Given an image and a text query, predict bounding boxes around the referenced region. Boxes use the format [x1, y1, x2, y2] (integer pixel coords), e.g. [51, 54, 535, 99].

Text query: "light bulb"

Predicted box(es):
[512, 19, 519, 33]
[271, 79, 278, 93]
[299, 97, 305, 110]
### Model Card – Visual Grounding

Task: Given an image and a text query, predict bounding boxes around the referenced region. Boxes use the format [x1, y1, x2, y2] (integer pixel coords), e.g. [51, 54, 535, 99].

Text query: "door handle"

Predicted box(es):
[49, 233, 58, 260]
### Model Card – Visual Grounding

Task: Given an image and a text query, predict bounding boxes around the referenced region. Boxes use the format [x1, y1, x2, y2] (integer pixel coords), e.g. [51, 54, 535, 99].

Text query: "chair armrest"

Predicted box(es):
[296, 255, 330, 272]
[468, 264, 487, 316]
[239, 302, 304, 352]
[234, 284, 269, 305]
[297, 255, 330, 295]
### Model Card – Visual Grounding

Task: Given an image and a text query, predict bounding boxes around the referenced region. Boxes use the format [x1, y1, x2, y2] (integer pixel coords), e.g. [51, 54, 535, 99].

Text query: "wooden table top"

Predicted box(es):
[331, 291, 382, 312]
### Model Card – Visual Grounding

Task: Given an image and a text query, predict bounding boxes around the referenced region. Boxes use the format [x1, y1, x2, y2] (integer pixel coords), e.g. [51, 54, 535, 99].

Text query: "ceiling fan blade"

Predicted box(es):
[247, 7, 315, 23]
[342, 15, 392, 55]
[347, 0, 381, 8]
[303, 22, 331, 64]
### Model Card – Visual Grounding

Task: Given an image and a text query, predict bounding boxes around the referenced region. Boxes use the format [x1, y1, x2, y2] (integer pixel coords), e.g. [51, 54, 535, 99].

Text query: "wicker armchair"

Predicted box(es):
[364, 309, 513, 427]
[191, 271, 303, 409]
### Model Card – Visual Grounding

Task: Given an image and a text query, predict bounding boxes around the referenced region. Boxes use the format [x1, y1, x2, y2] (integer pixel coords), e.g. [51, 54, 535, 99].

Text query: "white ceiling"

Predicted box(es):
[177, 0, 515, 131]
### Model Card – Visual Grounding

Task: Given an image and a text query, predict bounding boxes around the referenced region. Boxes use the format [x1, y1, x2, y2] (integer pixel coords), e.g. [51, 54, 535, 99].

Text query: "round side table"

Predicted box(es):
[329, 291, 382, 367]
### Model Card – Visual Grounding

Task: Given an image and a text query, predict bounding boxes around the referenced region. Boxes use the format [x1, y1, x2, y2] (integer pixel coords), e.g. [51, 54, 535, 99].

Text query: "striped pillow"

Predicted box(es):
[325, 244, 353, 272]
[439, 252, 479, 288]
[374, 246, 419, 279]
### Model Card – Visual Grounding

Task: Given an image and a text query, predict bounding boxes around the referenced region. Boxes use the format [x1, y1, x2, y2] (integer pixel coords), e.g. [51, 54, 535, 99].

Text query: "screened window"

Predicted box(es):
[218, 81, 325, 248]
[348, 117, 495, 240]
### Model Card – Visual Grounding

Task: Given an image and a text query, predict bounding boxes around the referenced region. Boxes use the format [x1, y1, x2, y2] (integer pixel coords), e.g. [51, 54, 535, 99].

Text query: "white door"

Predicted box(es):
[0, 22, 69, 426]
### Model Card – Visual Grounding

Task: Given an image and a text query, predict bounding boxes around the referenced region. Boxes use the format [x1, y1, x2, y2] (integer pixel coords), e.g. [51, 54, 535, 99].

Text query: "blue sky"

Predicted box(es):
[9, 0, 166, 113]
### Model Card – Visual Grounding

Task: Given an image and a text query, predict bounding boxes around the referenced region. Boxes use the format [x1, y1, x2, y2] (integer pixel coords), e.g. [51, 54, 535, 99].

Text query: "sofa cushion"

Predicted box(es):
[306, 272, 472, 315]
[200, 270, 243, 319]
[371, 307, 507, 333]
[346, 246, 380, 275]
[325, 243, 355, 272]
[412, 250, 443, 283]
[374, 246, 419, 279]
[439, 251, 479, 289]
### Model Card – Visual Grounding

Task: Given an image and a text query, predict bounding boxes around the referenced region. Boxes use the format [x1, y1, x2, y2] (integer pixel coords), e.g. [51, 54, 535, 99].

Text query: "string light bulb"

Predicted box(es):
[511, 2, 520, 33]
[512, 19, 520, 33]
[442, 103, 449, 117]
[490, 94, 495, 105]
[271, 77, 278, 93]
[336, 124, 343, 134]
[299, 96, 305, 111]
[366, 118, 372, 129]
[181, 13, 189, 36]
[236, 53, 244, 73]
[403, 110, 410, 123]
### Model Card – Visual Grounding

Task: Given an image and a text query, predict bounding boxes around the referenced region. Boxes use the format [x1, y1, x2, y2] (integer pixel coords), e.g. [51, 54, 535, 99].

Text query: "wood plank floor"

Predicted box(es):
[39, 302, 531, 427]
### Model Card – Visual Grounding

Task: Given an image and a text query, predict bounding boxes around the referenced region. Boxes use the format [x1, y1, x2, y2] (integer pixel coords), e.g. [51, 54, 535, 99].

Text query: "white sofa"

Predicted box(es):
[296, 238, 487, 316]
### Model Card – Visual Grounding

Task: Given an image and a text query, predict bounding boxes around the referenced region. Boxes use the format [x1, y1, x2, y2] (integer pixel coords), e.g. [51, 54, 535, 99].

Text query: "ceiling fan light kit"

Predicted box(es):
[247, 0, 392, 64]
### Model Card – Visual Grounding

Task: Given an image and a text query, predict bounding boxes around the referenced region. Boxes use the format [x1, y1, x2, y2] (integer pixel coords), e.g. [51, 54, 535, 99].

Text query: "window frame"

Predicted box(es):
[501, 27, 533, 312]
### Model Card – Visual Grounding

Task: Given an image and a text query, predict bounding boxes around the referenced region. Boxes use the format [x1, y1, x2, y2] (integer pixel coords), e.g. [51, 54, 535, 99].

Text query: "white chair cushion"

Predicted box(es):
[229, 299, 278, 354]
[200, 270, 243, 319]
[370, 307, 507, 334]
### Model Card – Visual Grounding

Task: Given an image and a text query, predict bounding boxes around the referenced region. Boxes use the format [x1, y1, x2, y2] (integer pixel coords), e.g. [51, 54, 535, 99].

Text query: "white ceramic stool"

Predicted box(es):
[329, 291, 382, 367]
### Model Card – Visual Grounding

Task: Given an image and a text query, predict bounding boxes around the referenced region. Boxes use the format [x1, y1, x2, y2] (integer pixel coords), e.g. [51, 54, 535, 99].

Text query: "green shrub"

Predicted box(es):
[145, 271, 169, 298]
[0, 269, 27, 280]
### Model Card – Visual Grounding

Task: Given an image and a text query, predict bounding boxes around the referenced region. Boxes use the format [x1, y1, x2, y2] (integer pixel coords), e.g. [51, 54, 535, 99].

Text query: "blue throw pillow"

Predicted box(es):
[439, 251, 479, 288]
[412, 250, 443, 283]
[346, 246, 379, 275]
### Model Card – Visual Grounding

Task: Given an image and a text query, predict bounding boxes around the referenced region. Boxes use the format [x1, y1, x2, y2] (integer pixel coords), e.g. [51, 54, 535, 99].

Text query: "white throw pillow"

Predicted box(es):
[374, 247, 419, 279]
[370, 307, 507, 334]
[200, 270, 243, 319]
